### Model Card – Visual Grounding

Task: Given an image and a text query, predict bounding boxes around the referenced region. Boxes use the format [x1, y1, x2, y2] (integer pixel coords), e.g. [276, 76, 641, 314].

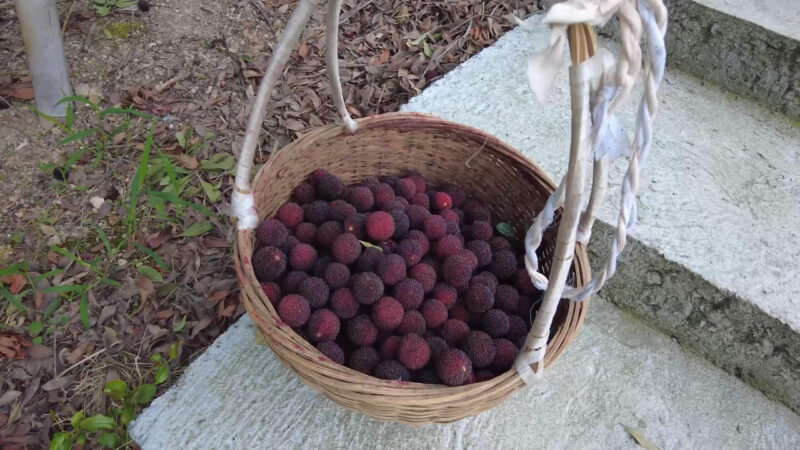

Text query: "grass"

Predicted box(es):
[91, 0, 137, 17]
[2, 93, 234, 448]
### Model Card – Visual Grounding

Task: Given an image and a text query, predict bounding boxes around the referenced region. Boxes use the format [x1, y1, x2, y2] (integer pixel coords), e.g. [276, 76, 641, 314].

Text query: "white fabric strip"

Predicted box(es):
[231, 190, 260, 230]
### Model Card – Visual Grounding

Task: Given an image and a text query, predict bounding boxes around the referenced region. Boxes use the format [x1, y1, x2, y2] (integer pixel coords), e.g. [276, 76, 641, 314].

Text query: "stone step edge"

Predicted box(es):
[589, 221, 800, 416]
[600, 0, 800, 120]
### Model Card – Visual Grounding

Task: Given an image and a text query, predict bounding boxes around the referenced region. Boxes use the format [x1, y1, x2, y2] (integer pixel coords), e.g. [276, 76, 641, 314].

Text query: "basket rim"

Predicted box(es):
[235, 111, 591, 396]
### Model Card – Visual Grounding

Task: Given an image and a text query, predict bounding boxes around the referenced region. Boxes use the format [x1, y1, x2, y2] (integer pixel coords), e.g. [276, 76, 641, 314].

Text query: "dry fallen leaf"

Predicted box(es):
[623, 425, 661, 450]
[191, 317, 213, 337]
[218, 299, 237, 317]
[209, 93, 230, 106]
[97, 305, 117, 326]
[7, 402, 22, 425]
[346, 105, 361, 117]
[284, 118, 305, 131]
[0, 332, 30, 360]
[0, 390, 22, 407]
[39, 224, 57, 236]
[27, 345, 53, 359]
[152, 309, 174, 320]
[145, 230, 169, 249]
[207, 290, 229, 303]
[66, 341, 90, 365]
[34, 291, 46, 310]
[102, 327, 118, 351]
[202, 237, 229, 248]
[176, 154, 200, 170]
[379, 48, 391, 64]
[0, 274, 27, 294]
[136, 275, 155, 307]
[396, 4, 410, 23]
[0, 86, 34, 100]
[42, 376, 74, 391]
[147, 324, 168, 339]
[298, 42, 310, 59]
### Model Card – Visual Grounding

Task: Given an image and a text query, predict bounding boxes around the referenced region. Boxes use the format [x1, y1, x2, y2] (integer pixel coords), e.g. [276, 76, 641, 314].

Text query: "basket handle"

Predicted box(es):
[232, 0, 355, 229]
[230, 0, 668, 384]
[515, 0, 668, 382]
[515, 22, 596, 381]
[325, 0, 358, 134]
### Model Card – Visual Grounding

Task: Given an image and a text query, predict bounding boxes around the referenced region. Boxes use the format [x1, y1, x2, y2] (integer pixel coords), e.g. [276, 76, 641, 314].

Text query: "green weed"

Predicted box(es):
[50, 344, 180, 449]
[92, 0, 137, 17]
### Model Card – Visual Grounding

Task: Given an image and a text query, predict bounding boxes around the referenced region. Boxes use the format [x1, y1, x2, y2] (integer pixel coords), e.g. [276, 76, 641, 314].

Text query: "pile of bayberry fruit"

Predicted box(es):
[252, 169, 540, 386]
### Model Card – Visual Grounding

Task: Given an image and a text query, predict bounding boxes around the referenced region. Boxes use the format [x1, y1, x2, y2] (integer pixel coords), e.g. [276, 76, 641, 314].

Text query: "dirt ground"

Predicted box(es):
[0, 0, 536, 447]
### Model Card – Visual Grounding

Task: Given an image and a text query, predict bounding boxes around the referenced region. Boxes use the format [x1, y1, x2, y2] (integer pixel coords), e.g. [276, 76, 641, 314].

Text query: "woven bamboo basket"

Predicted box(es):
[234, 22, 597, 424]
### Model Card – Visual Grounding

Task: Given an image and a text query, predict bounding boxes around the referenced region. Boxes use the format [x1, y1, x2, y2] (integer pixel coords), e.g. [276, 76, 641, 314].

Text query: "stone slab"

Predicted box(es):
[401, 19, 800, 412]
[696, 0, 800, 41]
[130, 298, 800, 449]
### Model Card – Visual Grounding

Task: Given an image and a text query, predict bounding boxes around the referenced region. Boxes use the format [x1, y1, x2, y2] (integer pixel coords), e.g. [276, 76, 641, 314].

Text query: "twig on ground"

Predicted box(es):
[339, 0, 374, 24]
[58, 348, 108, 378]
[53, 331, 58, 377]
[154, 72, 189, 94]
[249, 0, 275, 34]
[61, 0, 78, 35]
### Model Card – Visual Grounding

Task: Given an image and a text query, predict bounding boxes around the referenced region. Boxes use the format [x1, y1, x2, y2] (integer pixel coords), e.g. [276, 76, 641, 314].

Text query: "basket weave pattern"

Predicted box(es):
[235, 113, 592, 423]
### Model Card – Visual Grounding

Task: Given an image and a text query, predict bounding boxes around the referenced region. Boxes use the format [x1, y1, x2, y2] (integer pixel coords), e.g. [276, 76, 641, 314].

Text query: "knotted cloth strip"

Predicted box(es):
[231, 190, 259, 230]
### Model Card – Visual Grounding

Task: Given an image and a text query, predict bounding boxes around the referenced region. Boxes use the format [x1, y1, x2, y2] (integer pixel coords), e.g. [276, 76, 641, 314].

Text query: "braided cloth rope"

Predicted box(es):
[515, 0, 668, 383]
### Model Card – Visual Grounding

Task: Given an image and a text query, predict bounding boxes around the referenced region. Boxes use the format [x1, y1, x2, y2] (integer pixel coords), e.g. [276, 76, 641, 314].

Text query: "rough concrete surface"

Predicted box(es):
[130, 299, 800, 449]
[591, 222, 800, 417]
[602, 0, 800, 120]
[401, 20, 800, 411]
[695, 0, 800, 41]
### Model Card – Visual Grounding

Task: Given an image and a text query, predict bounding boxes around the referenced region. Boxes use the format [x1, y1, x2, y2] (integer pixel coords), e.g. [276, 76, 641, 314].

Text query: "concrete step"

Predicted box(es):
[130, 298, 800, 449]
[601, 0, 800, 120]
[401, 18, 800, 413]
